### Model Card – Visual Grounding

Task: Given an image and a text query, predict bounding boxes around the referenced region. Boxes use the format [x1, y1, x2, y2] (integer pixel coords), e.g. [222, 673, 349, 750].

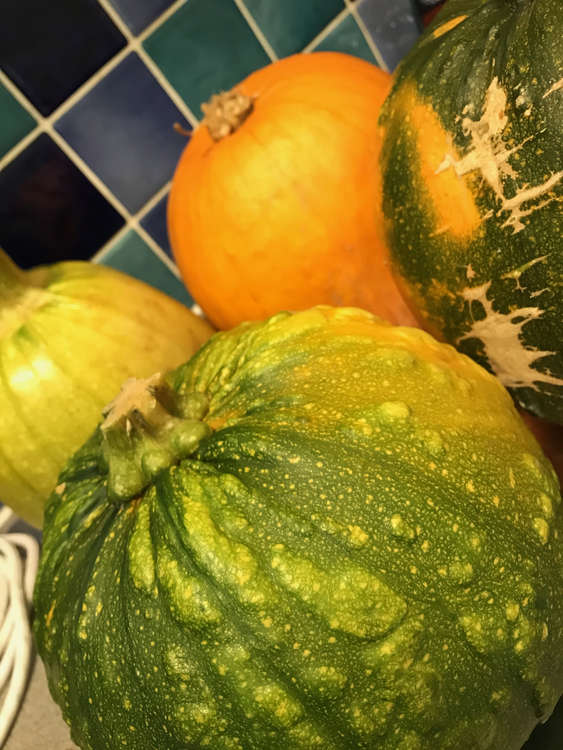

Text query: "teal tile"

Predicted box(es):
[0, 83, 36, 159]
[98, 230, 194, 307]
[312, 13, 378, 64]
[143, 0, 270, 116]
[244, 0, 345, 57]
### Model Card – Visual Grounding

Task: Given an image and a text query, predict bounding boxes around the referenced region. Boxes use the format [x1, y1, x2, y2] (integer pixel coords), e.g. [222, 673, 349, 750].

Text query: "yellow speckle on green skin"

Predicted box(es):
[128, 501, 155, 592]
[533, 518, 550, 544]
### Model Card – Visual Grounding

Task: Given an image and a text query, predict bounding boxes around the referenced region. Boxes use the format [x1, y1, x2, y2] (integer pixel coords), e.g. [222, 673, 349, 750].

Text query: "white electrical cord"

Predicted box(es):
[0, 506, 39, 748]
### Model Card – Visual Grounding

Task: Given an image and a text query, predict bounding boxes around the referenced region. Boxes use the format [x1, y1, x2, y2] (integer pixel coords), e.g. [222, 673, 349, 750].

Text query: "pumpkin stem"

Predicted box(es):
[201, 90, 254, 141]
[101, 373, 211, 502]
[173, 122, 192, 137]
[0, 249, 51, 339]
[0, 248, 29, 301]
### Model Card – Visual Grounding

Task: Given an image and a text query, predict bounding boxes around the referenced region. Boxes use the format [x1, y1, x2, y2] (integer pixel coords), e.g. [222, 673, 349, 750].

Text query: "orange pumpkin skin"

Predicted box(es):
[168, 52, 418, 330]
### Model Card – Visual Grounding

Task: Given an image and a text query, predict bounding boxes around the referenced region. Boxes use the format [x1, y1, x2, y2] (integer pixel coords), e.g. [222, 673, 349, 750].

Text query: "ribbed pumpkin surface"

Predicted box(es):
[378, 0, 562, 423]
[0, 254, 213, 525]
[33, 307, 563, 749]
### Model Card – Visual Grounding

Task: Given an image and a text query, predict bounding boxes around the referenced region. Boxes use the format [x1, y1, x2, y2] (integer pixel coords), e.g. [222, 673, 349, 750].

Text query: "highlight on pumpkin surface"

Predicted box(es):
[167, 51, 418, 331]
[379, 81, 481, 242]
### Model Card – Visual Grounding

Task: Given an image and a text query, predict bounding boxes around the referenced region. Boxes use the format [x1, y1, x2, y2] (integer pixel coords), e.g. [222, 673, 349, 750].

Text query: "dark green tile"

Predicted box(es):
[0, 83, 36, 159]
[312, 13, 378, 64]
[98, 230, 194, 307]
[143, 0, 270, 116]
[244, 0, 345, 57]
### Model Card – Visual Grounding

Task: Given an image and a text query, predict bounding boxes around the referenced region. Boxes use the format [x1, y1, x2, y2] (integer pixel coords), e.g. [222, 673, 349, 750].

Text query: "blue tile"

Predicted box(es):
[357, 0, 421, 71]
[144, 0, 270, 117]
[55, 53, 191, 214]
[0, 0, 126, 116]
[312, 12, 378, 64]
[140, 191, 173, 259]
[0, 83, 36, 159]
[98, 230, 194, 306]
[0, 134, 124, 269]
[106, 0, 176, 35]
[244, 0, 345, 57]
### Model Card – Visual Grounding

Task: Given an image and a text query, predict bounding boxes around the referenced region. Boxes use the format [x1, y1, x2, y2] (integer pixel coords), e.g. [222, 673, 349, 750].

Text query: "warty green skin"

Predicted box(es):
[378, 0, 562, 423]
[33, 307, 563, 750]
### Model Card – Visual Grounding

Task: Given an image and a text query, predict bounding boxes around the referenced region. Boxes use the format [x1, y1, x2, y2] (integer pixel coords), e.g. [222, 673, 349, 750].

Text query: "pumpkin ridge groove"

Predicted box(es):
[147, 469, 359, 749]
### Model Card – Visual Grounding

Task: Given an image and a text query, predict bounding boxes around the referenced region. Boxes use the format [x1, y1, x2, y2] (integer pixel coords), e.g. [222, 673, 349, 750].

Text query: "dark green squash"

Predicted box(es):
[33, 307, 563, 749]
[377, 0, 562, 423]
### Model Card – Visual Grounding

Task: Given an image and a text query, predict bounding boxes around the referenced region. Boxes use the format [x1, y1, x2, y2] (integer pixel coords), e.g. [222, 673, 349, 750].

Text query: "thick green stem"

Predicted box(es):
[101, 373, 212, 502]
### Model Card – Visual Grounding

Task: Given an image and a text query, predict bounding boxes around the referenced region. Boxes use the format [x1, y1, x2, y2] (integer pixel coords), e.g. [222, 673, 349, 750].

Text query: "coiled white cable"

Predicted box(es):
[0, 506, 39, 748]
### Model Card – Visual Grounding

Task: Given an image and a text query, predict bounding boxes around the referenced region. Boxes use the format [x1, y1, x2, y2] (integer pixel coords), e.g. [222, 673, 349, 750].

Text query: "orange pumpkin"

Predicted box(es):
[168, 52, 418, 330]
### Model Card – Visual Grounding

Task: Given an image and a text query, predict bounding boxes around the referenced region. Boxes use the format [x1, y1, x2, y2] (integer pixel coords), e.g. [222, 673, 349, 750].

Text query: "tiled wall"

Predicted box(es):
[0, 0, 442, 306]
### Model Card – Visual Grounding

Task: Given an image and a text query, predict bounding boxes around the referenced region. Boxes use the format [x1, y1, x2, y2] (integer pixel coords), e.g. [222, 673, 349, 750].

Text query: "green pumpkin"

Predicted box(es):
[33, 307, 563, 749]
[377, 0, 562, 424]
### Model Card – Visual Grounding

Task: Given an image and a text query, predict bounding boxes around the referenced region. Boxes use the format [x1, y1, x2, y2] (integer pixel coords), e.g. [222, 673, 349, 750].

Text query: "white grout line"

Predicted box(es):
[91, 223, 132, 262]
[0, 0, 195, 274]
[0, 122, 41, 172]
[1, 0, 386, 282]
[0, 0, 198, 174]
[95, 0, 200, 127]
[344, 0, 389, 71]
[137, 225, 183, 278]
[136, 180, 171, 222]
[93, 214, 182, 280]
[232, 0, 278, 61]
[51, 129, 131, 218]
[1, 66, 181, 274]
[0, 72, 127, 222]
[302, 6, 351, 53]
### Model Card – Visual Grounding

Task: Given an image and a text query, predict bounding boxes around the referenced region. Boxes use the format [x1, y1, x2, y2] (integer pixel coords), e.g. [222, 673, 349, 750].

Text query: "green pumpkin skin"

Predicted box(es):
[33, 307, 563, 750]
[378, 0, 562, 424]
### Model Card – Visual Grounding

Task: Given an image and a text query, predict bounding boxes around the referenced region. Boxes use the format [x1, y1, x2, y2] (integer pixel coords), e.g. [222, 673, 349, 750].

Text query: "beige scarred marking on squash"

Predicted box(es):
[436, 77, 563, 233]
[515, 90, 533, 118]
[542, 78, 563, 98]
[457, 279, 562, 391]
[500, 254, 550, 292]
